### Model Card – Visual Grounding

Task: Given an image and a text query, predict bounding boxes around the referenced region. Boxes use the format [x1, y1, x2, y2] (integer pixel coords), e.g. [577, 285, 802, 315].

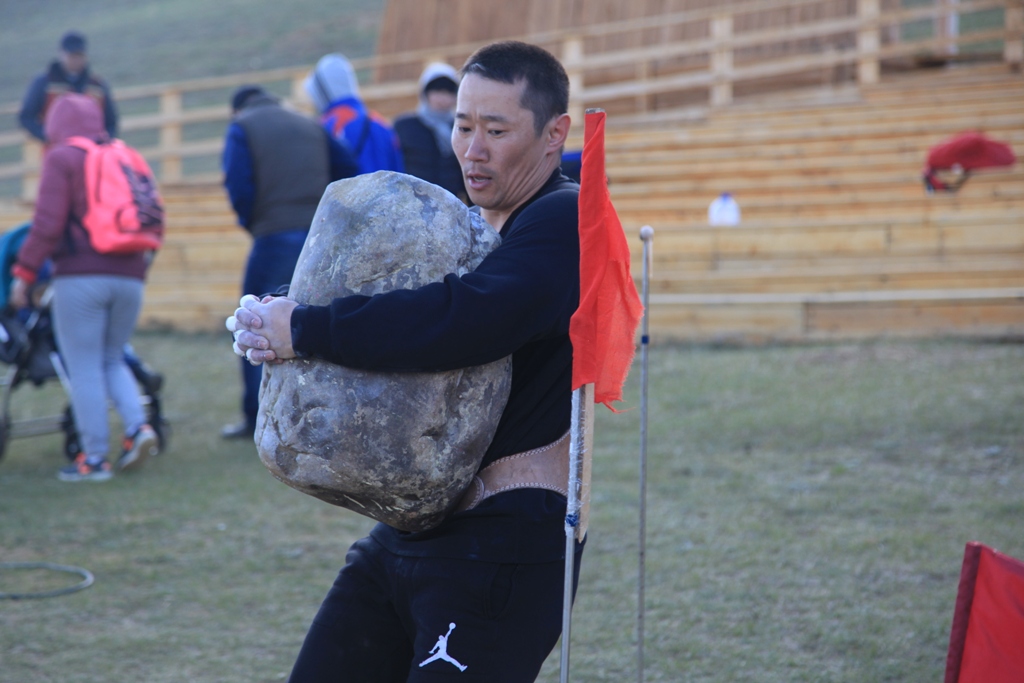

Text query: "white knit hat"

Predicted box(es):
[304, 54, 360, 113]
[418, 62, 459, 96]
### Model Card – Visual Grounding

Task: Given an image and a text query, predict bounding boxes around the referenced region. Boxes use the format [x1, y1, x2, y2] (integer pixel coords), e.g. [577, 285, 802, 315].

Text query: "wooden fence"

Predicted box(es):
[0, 0, 1020, 202]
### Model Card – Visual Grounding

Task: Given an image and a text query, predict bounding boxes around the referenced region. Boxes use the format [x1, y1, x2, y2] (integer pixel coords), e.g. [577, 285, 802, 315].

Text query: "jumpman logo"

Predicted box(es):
[419, 622, 468, 672]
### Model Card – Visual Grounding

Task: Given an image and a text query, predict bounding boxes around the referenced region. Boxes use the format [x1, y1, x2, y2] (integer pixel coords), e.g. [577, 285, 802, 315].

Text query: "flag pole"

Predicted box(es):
[560, 386, 584, 683]
[563, 105, 641, 683]
[561, 105, 606, 683]
[637, 225, 654, 683]
[561, 381, 593, 683]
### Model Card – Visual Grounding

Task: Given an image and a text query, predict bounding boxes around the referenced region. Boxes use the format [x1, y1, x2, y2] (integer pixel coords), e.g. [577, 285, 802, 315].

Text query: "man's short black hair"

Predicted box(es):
[460, 41, 569, 136]
[231, 85, 267, 112]
[60, 31, 87, 54]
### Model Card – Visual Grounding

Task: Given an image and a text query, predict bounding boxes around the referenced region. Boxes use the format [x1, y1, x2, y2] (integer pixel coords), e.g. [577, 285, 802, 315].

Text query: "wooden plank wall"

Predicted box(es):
[374, 0, 951, 115]
[377, 0, 862, 54]
[377, 0, 866, 80]
[376, 0, 880, 72]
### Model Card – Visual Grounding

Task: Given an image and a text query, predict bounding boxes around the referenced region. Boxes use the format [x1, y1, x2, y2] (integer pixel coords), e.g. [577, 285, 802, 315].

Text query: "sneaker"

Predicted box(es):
[220, 420, 256, 440]
[59, 454, 113, 482]
[118, 424, 159, 471]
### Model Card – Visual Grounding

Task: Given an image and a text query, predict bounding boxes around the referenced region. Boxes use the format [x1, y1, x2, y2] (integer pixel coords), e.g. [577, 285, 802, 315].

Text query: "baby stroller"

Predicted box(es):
[0, 223, 167, 464]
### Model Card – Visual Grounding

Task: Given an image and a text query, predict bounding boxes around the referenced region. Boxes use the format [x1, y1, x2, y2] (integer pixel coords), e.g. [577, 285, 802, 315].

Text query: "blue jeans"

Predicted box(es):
[240, 228, 308, 425]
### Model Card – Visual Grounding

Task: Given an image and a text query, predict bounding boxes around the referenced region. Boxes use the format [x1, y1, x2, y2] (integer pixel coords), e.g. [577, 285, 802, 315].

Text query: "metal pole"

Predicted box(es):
[637, 225, 654, 683]
[560, 386, 585, 683]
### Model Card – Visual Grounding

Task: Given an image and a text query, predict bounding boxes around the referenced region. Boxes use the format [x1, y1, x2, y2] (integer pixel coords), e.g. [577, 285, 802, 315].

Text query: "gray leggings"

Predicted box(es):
[52, 275, 146, 460]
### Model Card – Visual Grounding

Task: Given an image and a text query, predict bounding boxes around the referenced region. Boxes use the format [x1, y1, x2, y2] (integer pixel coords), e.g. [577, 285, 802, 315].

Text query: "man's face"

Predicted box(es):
[60, 50, 87, 76]
[452, 74, 555, 221]
[425, 89, 456, 114]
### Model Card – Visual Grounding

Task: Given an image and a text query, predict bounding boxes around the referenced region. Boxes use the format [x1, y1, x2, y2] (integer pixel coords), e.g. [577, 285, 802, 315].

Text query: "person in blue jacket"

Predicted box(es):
[304, 53, 404, 176]
[19, 31, 118, 143]
[219, 85, 357, 439]
[230, 41, 584, 682]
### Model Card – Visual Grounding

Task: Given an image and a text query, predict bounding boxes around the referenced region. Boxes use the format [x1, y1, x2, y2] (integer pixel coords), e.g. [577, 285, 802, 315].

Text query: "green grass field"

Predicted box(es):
[0, 0, 1008, 113]
[1, 332, 1021, 682]
[0, 0, 386, 115]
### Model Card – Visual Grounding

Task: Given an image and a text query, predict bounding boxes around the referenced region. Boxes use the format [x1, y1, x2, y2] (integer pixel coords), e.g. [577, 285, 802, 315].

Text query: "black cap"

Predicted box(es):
[60, 31, 87, 54]
[231, 85, 267, 112]
[424, 76, 458, 95]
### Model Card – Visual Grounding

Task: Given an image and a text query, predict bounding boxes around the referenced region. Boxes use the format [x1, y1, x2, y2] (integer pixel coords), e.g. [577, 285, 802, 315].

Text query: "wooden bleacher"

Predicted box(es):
[609, 63, 1024, 342]
[0, 46, 1020, 342]
[141, 183, 248, 331]
[0, 185, 249, 332]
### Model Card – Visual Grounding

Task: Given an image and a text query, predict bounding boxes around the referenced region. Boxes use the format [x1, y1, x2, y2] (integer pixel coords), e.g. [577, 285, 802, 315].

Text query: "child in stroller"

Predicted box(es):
[0, 222, 167, 472]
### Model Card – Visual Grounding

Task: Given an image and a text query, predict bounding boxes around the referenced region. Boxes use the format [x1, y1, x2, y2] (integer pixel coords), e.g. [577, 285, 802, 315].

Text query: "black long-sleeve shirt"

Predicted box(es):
[290, 170, 580, 562]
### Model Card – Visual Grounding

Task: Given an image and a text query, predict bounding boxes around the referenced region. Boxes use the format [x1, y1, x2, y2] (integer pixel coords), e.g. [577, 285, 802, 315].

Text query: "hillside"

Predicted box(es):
[0, 0, 386, 119]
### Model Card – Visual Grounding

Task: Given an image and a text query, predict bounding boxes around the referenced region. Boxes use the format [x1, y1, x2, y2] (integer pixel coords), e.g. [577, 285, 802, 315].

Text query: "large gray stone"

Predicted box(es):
[256, 172, 511, 532]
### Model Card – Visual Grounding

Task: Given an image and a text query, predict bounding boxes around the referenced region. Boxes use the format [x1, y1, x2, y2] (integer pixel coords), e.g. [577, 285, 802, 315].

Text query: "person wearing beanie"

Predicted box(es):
[19, 31, 118, 143]
[303, 53, 404, 175]
[219, 85, 358, 439]
[393, 62, 466, 201]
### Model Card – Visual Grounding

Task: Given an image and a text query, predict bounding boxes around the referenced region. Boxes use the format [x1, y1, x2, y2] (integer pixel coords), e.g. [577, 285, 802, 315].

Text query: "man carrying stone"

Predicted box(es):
[230, 41, 582, 681]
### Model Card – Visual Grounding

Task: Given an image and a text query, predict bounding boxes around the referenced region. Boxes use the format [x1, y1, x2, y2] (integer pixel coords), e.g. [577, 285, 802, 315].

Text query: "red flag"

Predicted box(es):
[945, 542, 1024, 683]
[569, 110, 644, 409]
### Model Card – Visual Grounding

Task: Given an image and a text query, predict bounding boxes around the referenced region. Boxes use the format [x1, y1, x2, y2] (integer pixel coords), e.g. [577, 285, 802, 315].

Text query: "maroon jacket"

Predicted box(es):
[14, 93, 147, 284]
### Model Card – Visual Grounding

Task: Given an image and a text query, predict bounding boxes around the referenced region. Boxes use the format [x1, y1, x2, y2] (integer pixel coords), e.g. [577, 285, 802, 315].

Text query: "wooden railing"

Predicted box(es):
[0, 0, 1020, 201]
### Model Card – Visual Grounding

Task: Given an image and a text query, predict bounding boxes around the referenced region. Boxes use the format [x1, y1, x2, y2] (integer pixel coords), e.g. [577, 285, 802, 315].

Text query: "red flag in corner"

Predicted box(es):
[569, 109, 644, 409]
[945, 541, 1024, 683]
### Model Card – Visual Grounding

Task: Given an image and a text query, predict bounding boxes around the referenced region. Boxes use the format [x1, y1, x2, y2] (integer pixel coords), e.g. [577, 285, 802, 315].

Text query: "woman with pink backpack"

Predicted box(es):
[9, 93, 160, 481]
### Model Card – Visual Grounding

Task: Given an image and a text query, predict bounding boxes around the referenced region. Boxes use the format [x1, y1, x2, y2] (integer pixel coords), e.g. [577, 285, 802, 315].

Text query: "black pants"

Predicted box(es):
[288, 534, 585, 682]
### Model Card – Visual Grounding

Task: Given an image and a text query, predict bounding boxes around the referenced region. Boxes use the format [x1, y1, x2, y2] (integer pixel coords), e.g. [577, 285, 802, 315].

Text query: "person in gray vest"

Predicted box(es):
[220, 85, 358, 439]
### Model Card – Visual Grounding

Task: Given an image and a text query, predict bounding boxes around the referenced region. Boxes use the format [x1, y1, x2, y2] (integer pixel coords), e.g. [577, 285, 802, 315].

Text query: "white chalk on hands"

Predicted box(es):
[232, 341, 246, 358]
[225, 315, 238, 332]
[239, 294, 259, 307]
[245, 347, 262, 366]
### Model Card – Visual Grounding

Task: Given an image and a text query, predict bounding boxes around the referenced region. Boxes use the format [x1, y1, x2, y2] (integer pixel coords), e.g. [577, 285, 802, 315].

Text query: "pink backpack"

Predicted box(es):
[65, 136, 164, 254]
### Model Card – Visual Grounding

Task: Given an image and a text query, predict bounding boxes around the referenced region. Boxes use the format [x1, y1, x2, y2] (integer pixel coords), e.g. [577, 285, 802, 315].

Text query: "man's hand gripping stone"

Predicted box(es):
[225, 294, 299, 365]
